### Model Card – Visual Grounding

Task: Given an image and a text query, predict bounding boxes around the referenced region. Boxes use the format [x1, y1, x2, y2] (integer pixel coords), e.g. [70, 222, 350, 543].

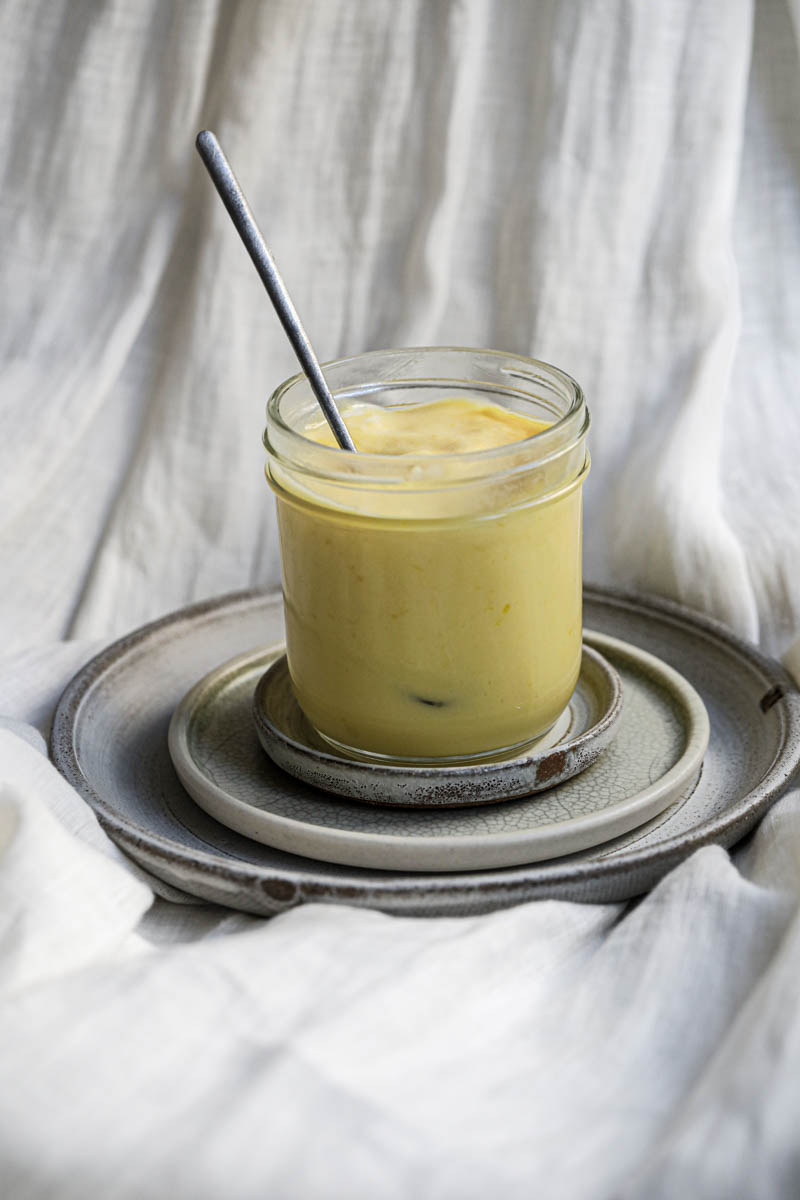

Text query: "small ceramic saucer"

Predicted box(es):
[166, 633, 709, 872]
[250, 645, 622, 808]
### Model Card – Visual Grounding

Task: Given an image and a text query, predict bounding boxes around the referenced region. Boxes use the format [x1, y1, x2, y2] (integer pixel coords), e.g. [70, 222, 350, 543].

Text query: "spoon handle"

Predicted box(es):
[196, 130, 356, 452]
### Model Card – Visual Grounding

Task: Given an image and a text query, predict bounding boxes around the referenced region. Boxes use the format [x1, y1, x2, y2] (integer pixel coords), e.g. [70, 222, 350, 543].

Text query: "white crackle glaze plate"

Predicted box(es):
[50, 588, 800, 915]
[166, 638, 706, 872]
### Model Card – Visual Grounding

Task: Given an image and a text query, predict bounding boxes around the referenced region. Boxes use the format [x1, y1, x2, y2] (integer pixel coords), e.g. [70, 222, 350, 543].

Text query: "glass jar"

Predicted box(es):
[264, 347, 590, 765]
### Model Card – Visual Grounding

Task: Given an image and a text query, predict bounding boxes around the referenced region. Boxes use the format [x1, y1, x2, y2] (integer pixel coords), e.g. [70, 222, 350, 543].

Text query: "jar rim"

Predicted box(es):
[264, 346, 588, 486]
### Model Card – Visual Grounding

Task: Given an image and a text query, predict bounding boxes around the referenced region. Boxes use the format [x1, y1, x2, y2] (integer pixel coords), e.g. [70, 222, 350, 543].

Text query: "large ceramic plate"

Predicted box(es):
[50, 588, 800, 916]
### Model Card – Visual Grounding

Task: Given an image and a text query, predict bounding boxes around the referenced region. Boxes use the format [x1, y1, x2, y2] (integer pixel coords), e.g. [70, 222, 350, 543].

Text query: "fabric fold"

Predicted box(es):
[0, 732, 152, 995]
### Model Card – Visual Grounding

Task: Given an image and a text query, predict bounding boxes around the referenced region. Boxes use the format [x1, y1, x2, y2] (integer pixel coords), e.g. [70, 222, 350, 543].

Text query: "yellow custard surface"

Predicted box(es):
[271, 397, 583, 761]
[304, 397, 550, 455]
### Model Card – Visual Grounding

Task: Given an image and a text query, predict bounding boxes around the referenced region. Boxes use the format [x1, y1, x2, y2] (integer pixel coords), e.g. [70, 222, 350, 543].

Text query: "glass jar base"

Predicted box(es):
[314, 706, 573, 769]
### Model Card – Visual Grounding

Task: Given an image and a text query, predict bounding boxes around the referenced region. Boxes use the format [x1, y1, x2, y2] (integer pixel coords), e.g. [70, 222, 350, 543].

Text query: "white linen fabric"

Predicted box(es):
[1, 1, 800, 1196]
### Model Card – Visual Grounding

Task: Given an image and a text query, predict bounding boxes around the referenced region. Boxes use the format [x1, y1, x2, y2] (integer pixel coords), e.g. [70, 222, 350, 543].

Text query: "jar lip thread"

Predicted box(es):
[267, 450, 590, 523]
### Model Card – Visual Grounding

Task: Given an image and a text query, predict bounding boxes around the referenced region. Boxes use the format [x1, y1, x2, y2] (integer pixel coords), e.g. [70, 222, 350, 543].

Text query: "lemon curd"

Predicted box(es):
[265, 349, 589, 764]
[306, 397, 547, 456]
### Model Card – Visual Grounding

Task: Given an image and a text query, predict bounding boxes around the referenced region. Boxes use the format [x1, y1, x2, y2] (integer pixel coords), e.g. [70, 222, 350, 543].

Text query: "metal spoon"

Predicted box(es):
[195, 130, 356, 452]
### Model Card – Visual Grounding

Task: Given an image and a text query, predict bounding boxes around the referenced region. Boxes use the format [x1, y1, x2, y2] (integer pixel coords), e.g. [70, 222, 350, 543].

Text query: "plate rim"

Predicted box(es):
[49, 586, 800, 899]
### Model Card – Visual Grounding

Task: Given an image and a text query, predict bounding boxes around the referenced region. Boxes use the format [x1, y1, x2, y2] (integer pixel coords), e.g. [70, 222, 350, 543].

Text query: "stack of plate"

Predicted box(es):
[50, 588, 800, 917]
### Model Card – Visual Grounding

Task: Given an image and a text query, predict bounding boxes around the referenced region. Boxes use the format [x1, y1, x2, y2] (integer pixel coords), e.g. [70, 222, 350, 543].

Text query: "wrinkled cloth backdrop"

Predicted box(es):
[1, 1, 800, 1197]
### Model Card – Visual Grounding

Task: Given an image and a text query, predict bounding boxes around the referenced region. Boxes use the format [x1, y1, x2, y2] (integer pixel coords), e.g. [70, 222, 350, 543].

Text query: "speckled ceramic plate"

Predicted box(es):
[50, 588, 800, 914]
[167, 636, 704, 871]
[247, 645, 622, 807]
